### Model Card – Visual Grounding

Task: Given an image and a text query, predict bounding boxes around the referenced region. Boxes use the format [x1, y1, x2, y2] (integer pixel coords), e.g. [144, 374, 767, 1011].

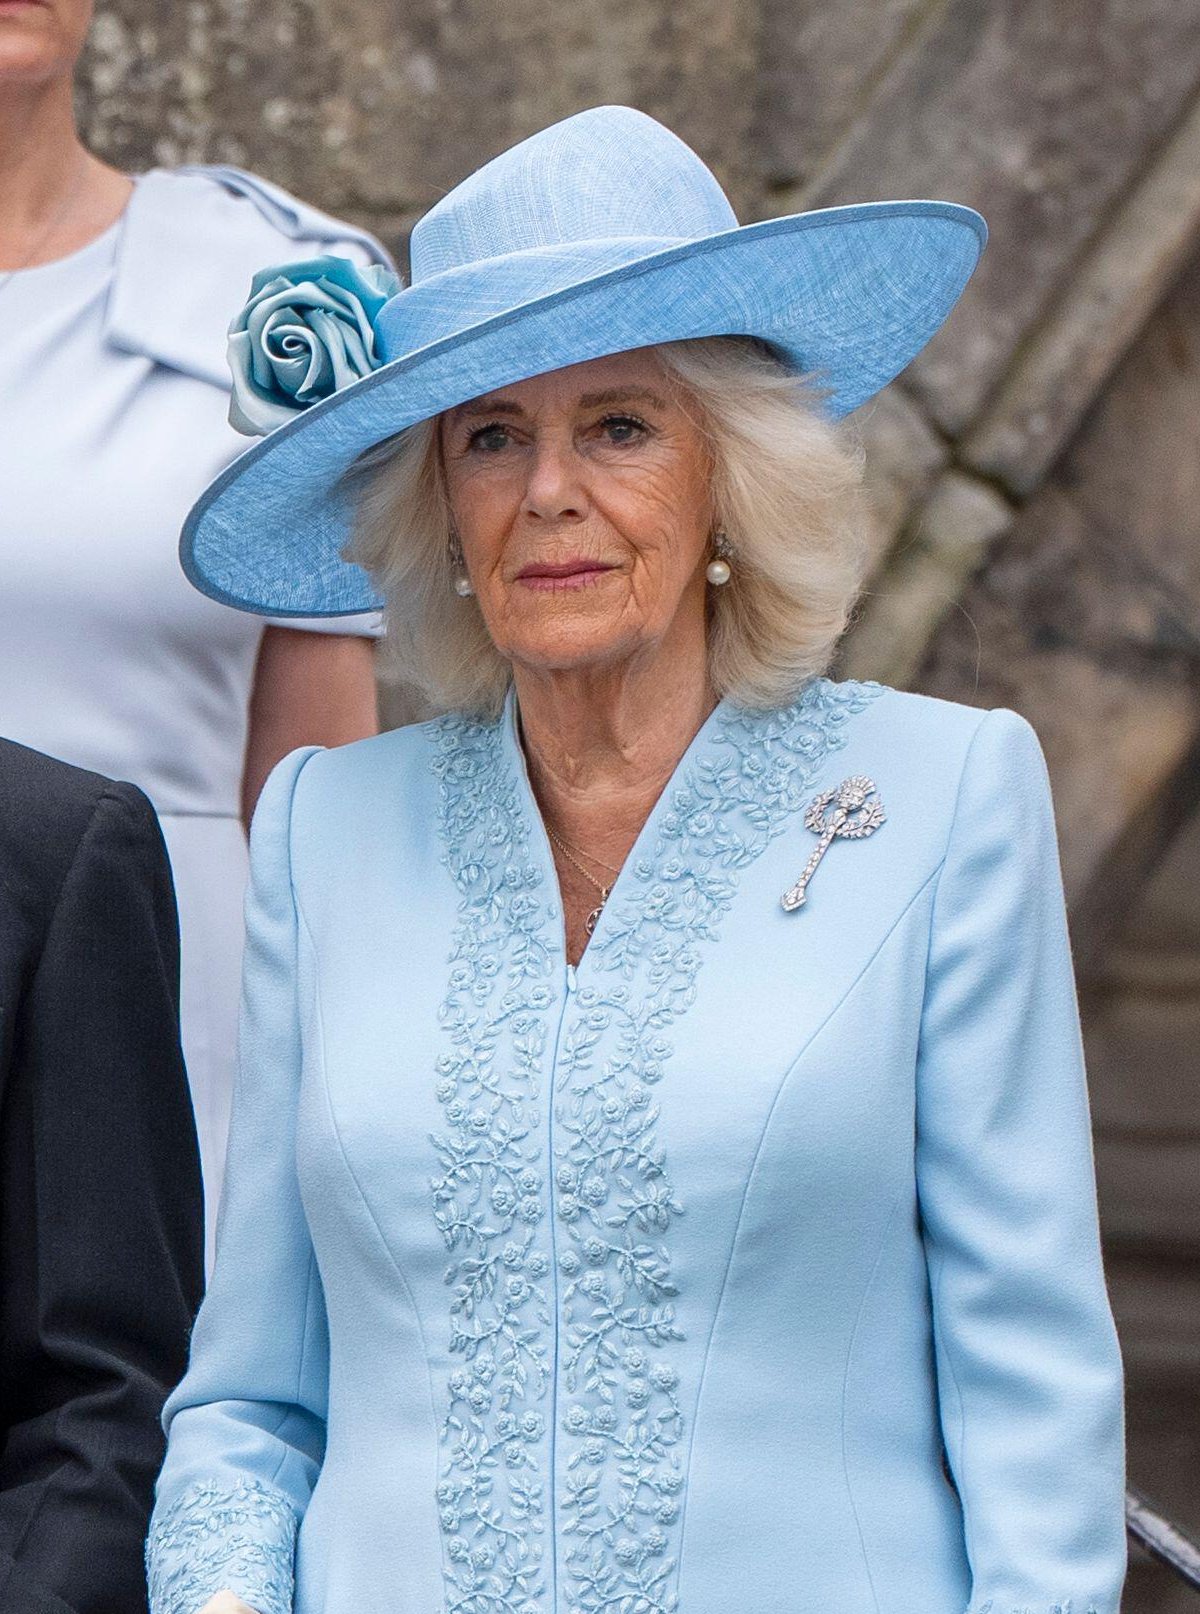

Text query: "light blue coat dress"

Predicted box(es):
[147, 677, 1127, 1614]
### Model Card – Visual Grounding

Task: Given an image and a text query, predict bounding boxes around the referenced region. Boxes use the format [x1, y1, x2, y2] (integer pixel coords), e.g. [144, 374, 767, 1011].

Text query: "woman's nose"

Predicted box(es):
[521, 438, 587, 523]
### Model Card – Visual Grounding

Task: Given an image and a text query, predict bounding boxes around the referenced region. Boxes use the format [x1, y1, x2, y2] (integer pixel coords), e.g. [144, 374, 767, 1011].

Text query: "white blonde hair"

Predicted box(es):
[345, 336, 868, 717]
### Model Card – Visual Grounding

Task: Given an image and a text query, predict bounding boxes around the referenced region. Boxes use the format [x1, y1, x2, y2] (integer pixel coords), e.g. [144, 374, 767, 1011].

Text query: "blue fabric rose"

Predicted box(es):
[227, 256, 401, 436]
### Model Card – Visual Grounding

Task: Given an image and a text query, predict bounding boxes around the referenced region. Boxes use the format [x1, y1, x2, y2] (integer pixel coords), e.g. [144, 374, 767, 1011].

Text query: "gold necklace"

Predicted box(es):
[545, 823, 621, 934]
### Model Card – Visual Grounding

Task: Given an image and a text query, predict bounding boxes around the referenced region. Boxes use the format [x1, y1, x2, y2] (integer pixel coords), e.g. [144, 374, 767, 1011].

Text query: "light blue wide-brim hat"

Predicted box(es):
[183, 104, 986, 618]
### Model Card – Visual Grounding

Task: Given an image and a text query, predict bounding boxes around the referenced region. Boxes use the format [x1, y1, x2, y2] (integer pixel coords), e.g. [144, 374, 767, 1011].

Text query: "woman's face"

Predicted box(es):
[439, 348, 715, 680]
[0, 0, 91, 85]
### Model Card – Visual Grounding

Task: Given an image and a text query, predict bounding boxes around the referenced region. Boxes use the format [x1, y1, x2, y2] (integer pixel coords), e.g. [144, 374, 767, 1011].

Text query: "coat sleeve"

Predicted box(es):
[147, 748, 326, 1614]
[915, 707, 1127, 1614]
[0, 783, 203, 1614]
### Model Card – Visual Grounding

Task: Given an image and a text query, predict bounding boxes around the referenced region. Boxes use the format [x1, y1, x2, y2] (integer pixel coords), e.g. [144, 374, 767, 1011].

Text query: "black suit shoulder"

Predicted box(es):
[0, 734, 131, 830]
[0, 739, 165, 953]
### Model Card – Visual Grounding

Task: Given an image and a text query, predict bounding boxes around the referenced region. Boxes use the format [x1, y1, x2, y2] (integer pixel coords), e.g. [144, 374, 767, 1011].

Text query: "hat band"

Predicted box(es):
[378, 235, 688, 363]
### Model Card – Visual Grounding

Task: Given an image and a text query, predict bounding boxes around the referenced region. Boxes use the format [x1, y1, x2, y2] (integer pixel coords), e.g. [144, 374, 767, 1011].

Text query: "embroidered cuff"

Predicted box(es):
[968, 1600, 1104, 1614]
[146, 1478, 299, 1614]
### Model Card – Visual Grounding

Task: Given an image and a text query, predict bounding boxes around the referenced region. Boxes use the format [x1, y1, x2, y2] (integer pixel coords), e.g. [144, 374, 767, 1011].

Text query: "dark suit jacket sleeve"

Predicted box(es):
[0, 783, 205, 1614]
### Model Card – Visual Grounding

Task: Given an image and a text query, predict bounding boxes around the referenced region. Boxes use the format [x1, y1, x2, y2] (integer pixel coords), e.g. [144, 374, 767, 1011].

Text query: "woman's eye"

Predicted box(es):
[468, 423, 512, 453]
[598, 414, 648, 444]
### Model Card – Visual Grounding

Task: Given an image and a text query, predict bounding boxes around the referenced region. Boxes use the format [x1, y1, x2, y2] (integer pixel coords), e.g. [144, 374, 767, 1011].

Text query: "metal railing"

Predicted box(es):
[1128, 1489, 1200, 1595]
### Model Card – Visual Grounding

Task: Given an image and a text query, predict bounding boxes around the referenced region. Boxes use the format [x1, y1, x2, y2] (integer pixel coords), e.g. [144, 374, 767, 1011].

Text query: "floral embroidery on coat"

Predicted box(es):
[969, 1604, 1102, 1614]
[429, 677, 880, 1614]
[430, 713, 559, 1614]
[969, 1601, 1104, 1614]
[145, 1478, 298, 1614]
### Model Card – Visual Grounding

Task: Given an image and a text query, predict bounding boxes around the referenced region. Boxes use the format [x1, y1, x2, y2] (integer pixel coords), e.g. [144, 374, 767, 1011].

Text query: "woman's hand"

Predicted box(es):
[195, 1595, 261, 1614]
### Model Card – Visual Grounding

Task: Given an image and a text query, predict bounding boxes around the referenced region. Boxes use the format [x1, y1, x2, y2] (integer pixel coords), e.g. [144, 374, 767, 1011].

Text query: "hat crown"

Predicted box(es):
[410, 106, 738, 284]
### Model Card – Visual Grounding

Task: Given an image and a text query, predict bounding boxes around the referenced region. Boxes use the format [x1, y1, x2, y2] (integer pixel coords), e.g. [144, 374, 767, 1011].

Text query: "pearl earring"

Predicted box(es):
[706, 530, 733, 587]
[448, 525, 474, 597]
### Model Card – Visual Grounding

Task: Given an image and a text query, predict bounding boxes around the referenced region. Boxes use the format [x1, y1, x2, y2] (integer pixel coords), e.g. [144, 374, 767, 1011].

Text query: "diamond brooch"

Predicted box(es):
[781, 775, 885, 912]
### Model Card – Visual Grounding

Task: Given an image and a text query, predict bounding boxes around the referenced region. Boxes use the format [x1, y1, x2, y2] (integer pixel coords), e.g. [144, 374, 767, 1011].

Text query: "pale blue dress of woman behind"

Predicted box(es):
[0, 167, 391, 1263]
[146, 107, 1126, 1614]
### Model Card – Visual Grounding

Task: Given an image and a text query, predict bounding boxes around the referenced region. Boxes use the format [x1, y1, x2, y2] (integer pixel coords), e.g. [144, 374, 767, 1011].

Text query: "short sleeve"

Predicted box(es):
[266, 606, 384, 638]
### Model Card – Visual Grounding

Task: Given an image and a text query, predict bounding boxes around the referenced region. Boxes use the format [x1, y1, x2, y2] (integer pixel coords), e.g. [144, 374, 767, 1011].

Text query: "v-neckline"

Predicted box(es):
[501, 684, 731, 981]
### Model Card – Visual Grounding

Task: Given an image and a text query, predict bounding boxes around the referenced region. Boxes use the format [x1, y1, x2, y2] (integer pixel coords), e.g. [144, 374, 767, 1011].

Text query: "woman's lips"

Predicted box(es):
[515, 559, 616, 592]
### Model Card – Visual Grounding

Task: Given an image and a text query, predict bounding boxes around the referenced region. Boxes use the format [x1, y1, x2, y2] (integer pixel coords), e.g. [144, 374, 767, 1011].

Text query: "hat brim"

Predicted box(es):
[182, 199, 985, 617]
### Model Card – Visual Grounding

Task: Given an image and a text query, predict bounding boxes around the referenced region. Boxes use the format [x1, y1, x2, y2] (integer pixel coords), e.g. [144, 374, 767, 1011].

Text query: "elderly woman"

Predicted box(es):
[147, 108, 1126, 1614]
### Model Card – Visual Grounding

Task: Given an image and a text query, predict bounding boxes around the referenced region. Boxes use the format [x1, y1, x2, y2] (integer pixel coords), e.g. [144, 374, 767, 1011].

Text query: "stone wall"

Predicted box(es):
[77, 4, 1200, 1602]
[79, 0, 761, 248]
